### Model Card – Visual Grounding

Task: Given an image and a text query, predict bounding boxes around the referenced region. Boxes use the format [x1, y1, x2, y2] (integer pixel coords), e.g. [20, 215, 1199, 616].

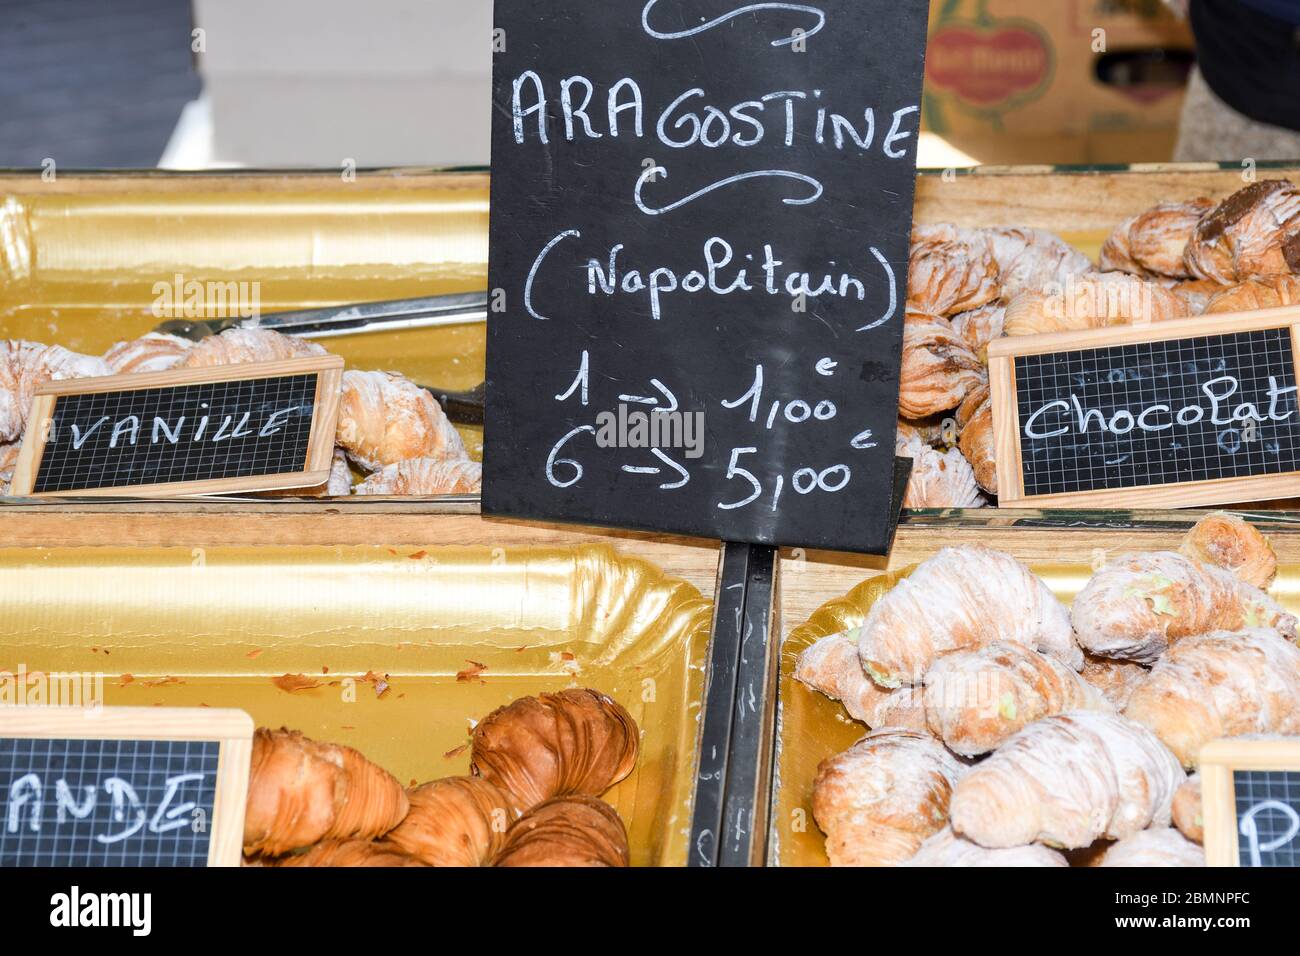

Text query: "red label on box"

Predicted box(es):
[926, 21, 1052, 108]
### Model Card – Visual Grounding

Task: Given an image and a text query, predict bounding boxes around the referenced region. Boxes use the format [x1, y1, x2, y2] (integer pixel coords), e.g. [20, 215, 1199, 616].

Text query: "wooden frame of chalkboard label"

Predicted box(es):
[1201, 737, 1300, 867]
[10, 355, 343, 498]
[988, 308, 1300, 509]
[0, 706, 253, 867]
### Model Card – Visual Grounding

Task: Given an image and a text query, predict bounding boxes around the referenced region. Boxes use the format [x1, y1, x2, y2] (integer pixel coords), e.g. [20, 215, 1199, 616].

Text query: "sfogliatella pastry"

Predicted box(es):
[794, 632, 929, 731]
[1080, 654, 1149, 710]
[178, 327, 327, 368]
[243, 728, 410, 857]
[0, 341, 112, 442]
[1071, 552, 1296, 663]
[470, 689, 640, 810]
[355, 456, 481, 496]
[1100, 199, 1214, 279]
[1097, 828, 1204, 867]
[898, 316, 986, 419]
[491, 795, 630, 867]
[1180, 511, 1278, 589]
[855, 545, 1081, 688]
[1185, 179, 1300, 283]
[0, 442, 19, 495]
[984, 226, 1094, 301]
[1123, 629, 1300, 767]
[902, 827, 1067, 868]
[1204, 274, 1300, 314]
[956, 384, 996, 494]
[336, 369, 468, 472]
[894, 427, 985, 509]
[906, 236, 1000, 317]
[812, 729, 965, 866]
[923, 641, 1110, 757]
[949, 711, 1184, 849]
[102, 332, 195, 374]
[1003, 272, 1191, 337]
[383, 777, 521, 867]
[1172, 773, 1203, 843]
[273, 839, 426, 868]
[949, 303, 1005, 361]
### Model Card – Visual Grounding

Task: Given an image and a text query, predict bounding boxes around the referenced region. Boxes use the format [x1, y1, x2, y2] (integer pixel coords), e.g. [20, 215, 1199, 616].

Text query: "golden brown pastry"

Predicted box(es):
[1180, 512, 1278, 589]
[856, 545, 1081, 688]
[1080, 654, 1149, 710]
[384, 777, 521, 867]
[491, 796, 629, 867]
[1172, 773, 1203, 843]
[812, 729, 965, 867]
[243, 728, 410, 856]
[1097, 828, 1204, 867]
[1204, 274, 1300, 314]
[895, 427, 985, 509]
[1100, 199, 1215, 279]
[336, 369, 468, 472]
[177, 327, 327, 368]
[898, 316, 986, 418]
[1186, 180, 1300, 283]
[0, 441, 19, 495]
[984, 226, 1094, 301]
[907, 237, 1000, 317]
[354, 456, 481, 496]
[1169, 278, 1223, 315]
[1123, 629, 1300, 767]
[923, 642, 1111, 757]
[901, 827, 1068, 867]
[1071, 551, 1297, 663]
[949, 304, 1005, 360]
[0, 341, 112, 442]
[950, 711, 1184, 849]
[956, 384, 996, 495]
[102, 332, 195, 374]
[471, 689, 639, 810]
[794, 632, 929, 731]
[1003, 273, 1192, 337]
[272, 840, 426, 867]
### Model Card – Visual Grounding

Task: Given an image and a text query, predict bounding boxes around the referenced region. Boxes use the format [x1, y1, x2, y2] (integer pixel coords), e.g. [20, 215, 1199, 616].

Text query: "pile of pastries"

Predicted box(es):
[900, 177, 1300, 507]
[0, 327, 479, 497]
[244, 688, 639, 867]
[795, 512, 1300, 866]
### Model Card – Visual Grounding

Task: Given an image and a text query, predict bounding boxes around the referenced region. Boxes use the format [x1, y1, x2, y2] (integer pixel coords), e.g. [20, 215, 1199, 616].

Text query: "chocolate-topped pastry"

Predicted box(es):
[1185, 180, 1300, 283]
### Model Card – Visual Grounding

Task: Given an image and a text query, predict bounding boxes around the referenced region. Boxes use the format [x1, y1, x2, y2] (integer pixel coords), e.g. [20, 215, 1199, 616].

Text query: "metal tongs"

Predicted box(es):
[154, 292, 487, 426]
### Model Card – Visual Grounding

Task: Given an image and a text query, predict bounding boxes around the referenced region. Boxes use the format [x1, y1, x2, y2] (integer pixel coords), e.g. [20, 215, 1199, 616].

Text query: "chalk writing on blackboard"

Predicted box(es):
[486, 0, 931, 554]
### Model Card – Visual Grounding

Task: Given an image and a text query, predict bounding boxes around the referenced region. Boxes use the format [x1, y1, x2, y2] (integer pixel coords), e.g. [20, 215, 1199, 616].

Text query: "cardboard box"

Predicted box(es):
[923, 0, 1194, 166]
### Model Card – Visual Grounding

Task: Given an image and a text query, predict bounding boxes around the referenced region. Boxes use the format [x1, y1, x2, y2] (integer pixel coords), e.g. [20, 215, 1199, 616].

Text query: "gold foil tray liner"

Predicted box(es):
[0, 173, 491, 455]
[0, 541, 711, 867]
[772, 558, 1300, 866]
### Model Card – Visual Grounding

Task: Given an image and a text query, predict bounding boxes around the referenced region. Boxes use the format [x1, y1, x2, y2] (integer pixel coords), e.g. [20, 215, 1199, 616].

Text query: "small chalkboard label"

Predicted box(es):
[10, 356, 343, 498]
[483, 0, 930, 555]
[1201, 737, 1300, 867]
[0, 706, 253, 867]
[988, 310, 1300, 509]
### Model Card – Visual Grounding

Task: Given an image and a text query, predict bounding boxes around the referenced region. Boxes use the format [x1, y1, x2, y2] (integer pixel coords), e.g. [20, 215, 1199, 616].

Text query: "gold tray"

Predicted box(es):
[0, 541, 712, 866]
[771, 515, 1300, 866]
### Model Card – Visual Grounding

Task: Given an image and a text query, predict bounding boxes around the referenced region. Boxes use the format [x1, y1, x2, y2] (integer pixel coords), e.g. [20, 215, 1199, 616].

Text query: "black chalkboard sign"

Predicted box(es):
[0, 707, 253, 867]
[1233, 770, 1300, 867]
[988, 314, 1300, 508]
[10, 356, 343, 498]
[483, 0, 930, 555]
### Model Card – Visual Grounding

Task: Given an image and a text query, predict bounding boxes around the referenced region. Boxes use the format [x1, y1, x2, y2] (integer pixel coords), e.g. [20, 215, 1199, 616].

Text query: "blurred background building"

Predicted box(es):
[0, 0, 1197, 170]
